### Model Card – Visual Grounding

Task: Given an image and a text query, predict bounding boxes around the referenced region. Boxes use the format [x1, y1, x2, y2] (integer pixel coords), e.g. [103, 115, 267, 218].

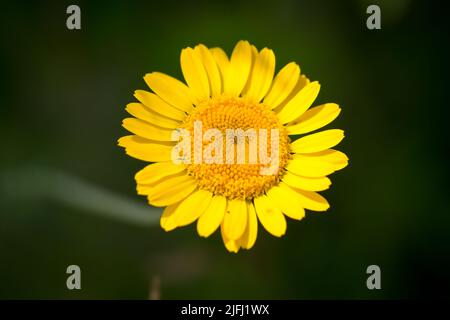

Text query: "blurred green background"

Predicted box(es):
[1, 0, 449, 299]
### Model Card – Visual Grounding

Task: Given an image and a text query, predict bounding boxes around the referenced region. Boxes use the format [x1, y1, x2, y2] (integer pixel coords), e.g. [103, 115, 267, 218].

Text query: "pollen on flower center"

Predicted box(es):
[180, 95, 290, 200]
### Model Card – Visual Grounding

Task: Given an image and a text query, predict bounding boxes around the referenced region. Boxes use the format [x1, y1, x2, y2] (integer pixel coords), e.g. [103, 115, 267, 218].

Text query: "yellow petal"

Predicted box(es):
[296, 75, 310, 91]
[135, 162, 186, 184]
[263, 62, 300, 109]
[137, 181, 169, 196]
[222, 198, 247, 240]
[160, 202, 181, 232]
[244, 48, 276, 102]
[286, 103, 341, 135]
[238, 201, 258, 250]
[197, 195, 227, 237]
[175, 189, 213, 227]
[241, 45, 258, 95]
[290, 129, 345, 153]
[136, 172, 185, 196]
[224, 40, 252, 96]
[122, 118, 174, 141]
[282, 171, 331, 191]
[180, 47, 210, 100]
[147, 175, 197, 207]
[253, 195, 286, 237]
[266, 185, 305, 220]
[144, 72, 195, 112]
[221, 221, 240, 253]
[285, 156, 336, 177]
[195, 44, 222, 96]
[118, 135, 173, 162]
[126, 103, 180, 129]
[276, 81, 320, 124]
[281, 182, 329, 212]
[296, 149, 348, 171]
[210, 47, 229, 92]
[273, 74, 311, 114]
[134, 90, 186, 122]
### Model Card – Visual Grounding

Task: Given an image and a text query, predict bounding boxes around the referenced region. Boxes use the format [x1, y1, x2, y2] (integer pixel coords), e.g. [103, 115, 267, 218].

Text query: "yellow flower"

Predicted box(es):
[118, 40, 348, 252]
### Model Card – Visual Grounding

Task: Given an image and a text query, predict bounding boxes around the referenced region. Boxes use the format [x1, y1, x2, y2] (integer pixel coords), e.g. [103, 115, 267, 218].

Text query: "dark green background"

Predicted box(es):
[1, 0, 449, 299]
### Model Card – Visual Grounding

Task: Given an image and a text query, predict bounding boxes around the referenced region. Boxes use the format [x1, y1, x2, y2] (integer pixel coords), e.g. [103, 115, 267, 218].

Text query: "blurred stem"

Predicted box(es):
[0, 166, 160, 226]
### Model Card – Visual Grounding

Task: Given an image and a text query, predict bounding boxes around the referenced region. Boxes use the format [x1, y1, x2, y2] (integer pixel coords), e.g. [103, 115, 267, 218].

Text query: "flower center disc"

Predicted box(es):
[181, 96, 290, 200]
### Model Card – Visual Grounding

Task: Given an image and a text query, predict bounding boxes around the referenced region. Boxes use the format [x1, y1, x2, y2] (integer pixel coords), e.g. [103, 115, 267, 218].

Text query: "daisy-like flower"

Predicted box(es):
[118, 40, 348, 252]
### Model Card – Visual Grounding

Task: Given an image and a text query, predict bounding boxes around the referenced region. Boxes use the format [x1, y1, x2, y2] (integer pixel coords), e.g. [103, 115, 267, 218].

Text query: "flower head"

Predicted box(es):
[118, 40, 348, 252]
